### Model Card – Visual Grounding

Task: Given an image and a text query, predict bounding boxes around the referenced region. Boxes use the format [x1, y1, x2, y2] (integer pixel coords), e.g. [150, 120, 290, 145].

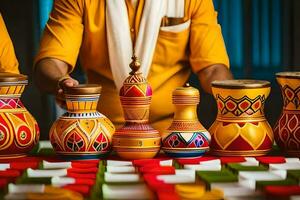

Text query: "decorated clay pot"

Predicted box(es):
[0, 73, 40, 159]
[162, 83, 210, 158]
[209, 80, 274, 156]
[112, 56, 161, 159]
[274, 72, 300, 156]
[49, 84, 115, 159]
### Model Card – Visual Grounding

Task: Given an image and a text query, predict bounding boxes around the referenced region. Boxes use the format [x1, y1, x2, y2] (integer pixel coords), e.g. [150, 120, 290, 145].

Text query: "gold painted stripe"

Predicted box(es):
[15, 85, 21, 94]
[0, 87, 9, 95]
[85, 101, 92, 110]
[91, 101, 97, 110]
[216, 117, 266, 122]
[78, 101, 85, 110]
[113, 147, 160, 152]
[73, 101, 79, 110]
[0, 154, 27, 159]
[210, 149, 271, 156]
[113, 138, 161, 148]
[66, 101, 73, 110]
[7, 86, 16, 94]
[0, 109, 25, 113]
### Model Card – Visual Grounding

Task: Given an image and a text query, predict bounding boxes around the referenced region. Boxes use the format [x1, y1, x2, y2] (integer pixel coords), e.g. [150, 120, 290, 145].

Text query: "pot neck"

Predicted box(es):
[65, 94, 100, 113]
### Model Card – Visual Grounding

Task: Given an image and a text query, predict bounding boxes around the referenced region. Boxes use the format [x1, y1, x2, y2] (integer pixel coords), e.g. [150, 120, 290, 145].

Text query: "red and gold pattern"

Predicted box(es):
[50, 85, 115, 159]
[274, 72, 300, 156]
[0, 73, 39, 159]
[113, 55, 161, 159]
[217, 95, 265, 116]
[209, 80, 274, 156]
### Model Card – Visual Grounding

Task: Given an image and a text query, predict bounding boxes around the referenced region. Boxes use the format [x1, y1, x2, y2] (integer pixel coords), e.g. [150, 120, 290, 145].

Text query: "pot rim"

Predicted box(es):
[0, 73, 28, 83]
[212, 79, 270, 89]
[276, 71, 300, 79]
[64, 84, 102, 95]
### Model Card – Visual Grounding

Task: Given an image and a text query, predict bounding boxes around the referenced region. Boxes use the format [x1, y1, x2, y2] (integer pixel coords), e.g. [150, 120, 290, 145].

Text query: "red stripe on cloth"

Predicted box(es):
[0, 178, 8, 188]
[10, 162, 39, 170]
[0, 157, 41, 163]
[133, 159, 162, 167]
[265, 185, 300, 197]
[67, 167, 98, 173]
[143, 174, 175, 192]
[68, 172, 97, 179]
[75, 178, 95, 186]
[256, 156, 286, 164]
[71, 162, 98, 168]
[72, 160, 100, 164]
[0, 169, 21, 178]
[176, 157, 217, 165]
[220, 157, 246, 164]
[139, 166, 175, 175]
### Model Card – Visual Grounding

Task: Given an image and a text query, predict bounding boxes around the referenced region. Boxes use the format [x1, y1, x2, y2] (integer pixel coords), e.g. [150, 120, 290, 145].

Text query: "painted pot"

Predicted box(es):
[162, 83, 210, 158]
[209, 80, 274, 156]
[274, 72, 300, 156]
[112, 56, 161, 159]
[49, 84, 115, 159]
[0, 73, 40, 159]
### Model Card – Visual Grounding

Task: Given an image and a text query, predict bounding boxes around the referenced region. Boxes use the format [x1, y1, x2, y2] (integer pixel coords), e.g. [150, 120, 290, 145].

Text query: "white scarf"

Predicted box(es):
[106, 0, 184, 90]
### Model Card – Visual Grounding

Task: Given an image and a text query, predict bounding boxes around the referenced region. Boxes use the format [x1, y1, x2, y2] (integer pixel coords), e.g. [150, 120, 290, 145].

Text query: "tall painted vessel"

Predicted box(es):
[0, 73, 40, 159]
[112, 55, 161, 159]
[209, 80, 274, 156]
[49, 84, 115, 159]
[274, 72, 300, 156]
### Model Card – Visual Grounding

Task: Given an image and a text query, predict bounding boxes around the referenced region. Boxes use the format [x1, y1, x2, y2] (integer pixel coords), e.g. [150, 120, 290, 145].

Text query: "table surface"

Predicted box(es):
[0, 141, 300, 200]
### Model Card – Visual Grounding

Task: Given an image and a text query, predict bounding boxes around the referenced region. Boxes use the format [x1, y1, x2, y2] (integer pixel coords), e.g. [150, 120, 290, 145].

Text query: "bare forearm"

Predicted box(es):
[197, 64, 233, 94]
[34, 58, 69, 94]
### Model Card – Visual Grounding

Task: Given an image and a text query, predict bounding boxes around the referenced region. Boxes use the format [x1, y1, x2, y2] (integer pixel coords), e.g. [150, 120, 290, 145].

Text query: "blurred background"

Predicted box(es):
[0, 0, 299, 139]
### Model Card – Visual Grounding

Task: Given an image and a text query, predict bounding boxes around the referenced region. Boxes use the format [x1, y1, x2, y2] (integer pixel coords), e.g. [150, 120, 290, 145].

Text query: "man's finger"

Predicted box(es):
[63, 79, 79, 87]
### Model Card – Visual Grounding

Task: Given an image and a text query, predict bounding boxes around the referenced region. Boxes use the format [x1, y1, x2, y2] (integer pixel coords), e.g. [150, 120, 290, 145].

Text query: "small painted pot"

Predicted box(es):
[0, 73, 40, 159]
[49, 84, 115, 159]
[162, 83, 210, 158]
[209, 80, 274, 156]
[274, 72, 300, 156]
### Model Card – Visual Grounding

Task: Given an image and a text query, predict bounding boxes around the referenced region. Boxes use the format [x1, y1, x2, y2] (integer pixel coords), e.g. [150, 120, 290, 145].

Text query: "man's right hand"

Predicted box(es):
[56, 77, 79, 108]
[34, 58, 80, 108]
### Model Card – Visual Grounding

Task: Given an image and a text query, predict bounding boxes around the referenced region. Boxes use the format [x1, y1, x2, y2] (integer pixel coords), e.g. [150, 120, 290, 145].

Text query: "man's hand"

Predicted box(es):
[197, 64, 233, 94]
[56, 77, 79, 108]
[34, 58, 79, 108]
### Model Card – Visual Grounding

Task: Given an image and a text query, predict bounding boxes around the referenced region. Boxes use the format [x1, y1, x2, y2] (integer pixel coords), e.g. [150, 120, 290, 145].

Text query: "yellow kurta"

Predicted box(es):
[35, 0, 229, 132]
[0, 14, 19, 74]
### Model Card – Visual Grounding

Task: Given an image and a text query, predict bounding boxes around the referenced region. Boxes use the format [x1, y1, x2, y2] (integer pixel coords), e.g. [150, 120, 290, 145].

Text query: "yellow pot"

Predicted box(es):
[274, 72, 300, 156]
[0, 73, 39, 159]
[209, 80, 273, 156]
[49, 84, 115, 159]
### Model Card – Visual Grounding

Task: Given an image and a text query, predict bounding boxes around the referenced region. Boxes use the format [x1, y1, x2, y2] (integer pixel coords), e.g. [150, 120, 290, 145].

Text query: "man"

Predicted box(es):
[34, 0, 233, 132]
[0, 13, 19, 74]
